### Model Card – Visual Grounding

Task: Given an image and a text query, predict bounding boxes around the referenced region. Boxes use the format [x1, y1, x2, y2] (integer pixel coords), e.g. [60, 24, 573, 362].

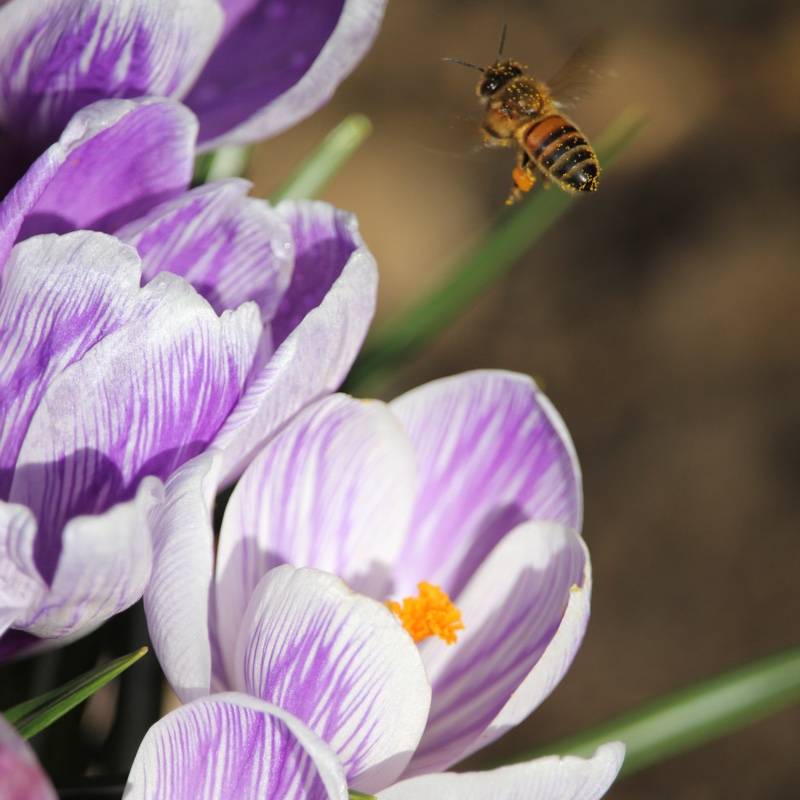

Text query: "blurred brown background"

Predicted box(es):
[253, 1, 800, 797]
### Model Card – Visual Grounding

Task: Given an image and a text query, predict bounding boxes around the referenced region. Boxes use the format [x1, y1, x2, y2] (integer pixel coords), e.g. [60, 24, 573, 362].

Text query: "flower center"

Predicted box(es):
[386, 582, 464, 645]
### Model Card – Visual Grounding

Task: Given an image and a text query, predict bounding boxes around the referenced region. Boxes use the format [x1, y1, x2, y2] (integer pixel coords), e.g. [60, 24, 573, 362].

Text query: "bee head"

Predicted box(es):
[478, 60, 524, 97]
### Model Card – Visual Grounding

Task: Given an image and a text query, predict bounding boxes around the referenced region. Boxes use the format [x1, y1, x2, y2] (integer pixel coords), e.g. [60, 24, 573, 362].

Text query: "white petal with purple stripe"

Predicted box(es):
[21, 476, 162, 640]
[406, 522, 589, 776]
[0, 0, 222, 149]
[388, 370, 583, 599]
[144, 450, 223, 703]
[124, 692, 349, 800]
[210, 200, 377, 486]
[9, 234, 262, 541]
[116, 179, 294, 322]
[234, 566, 430, 793]
[0, 97, 197, 264]
[0, 501, 47, 637]
[214, 394, 416, 685]
[378, 742, 625, 800]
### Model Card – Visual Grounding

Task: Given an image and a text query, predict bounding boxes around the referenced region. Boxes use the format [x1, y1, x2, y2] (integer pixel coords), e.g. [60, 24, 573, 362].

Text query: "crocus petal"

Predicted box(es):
[214, 394, 416, 680]
[188, 0, 387, 149]
[144, 451, 223, 704]
[0, 714, 57, 800]
[124, 692, 348, 800]
[0, 501, 47, 638]
[0, 0, 222, 153]
[0, 229, 146, 493]
[16, 475, 161, 643]
[8, 233, 262, 569]
[388, 371, 582, 599]
[115, 178, 294, 322]
[210, 200, 377, 486]
[405, 522, 589, 776]
[378, 743, 625, 800]
[234, 566, 430, 793]
[0, 97, 197, 266]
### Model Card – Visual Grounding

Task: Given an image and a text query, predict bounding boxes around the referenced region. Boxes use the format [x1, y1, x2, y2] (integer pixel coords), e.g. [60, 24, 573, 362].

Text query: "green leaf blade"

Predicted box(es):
[270, 113, 372, 203]
[4, 647, 148, 739]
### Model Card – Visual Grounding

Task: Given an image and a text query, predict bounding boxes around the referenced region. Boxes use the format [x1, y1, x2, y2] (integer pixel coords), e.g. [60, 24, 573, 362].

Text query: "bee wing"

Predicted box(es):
[548, 30, 610, 109]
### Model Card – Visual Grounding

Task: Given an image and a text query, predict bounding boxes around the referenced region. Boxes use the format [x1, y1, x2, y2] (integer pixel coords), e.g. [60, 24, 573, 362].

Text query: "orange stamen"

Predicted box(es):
[386, 582, 464, 645]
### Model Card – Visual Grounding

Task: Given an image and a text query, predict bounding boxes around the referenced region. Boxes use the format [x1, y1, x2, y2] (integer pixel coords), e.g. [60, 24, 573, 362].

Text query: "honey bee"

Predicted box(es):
[446, 27, 601, 204]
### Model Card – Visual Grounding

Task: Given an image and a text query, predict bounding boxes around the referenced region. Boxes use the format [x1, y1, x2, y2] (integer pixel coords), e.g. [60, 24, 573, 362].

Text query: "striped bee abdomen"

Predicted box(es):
[523, 115, 600, 192]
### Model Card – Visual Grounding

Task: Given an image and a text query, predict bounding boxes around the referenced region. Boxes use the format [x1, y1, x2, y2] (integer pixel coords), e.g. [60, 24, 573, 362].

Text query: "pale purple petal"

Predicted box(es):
[124, 692, 348, 800]
[0, 97, 197, 267]
[210, 200, 377, 486]
[481, 538, 592, 742]
[214, 394, 416, 680]
[0, 230, 145, 496]
[379, 743, 625, 800]
[234, 566, 430, 793]
[144, 451, 223, 704]
[405, 522, 589, 776]
[17, 476, 162, 641]
[0, 0, 222, 156]
[388, 371, 582, 599]
[116, 179, 294, 322]
[0, 715, 57, 800]
[0, 501, 47, 639]
[189, 0, 387, 149]
[6, 232, 262, 579]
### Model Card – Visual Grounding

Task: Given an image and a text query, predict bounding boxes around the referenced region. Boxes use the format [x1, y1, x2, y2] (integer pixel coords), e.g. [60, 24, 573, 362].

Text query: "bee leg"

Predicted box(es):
[506, 154, 537, 205]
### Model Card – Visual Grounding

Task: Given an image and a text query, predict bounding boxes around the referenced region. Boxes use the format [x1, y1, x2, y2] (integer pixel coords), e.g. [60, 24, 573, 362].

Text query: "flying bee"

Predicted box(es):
[446, 27, 601, 204]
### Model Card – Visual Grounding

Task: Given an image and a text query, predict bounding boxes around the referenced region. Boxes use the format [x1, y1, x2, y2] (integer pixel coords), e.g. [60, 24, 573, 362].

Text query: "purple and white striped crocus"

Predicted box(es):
[137, 370, 624, 797]
[124, 577, 622, 799]
[0, 0, 387, 195]
[0, 98, 376, 661]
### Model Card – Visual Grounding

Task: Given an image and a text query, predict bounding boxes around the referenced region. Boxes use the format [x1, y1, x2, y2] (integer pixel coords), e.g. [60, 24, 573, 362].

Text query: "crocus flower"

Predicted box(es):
[0, 714, 56, 800]
[0, 0, 388, 195]
[1, 97, 377, 481]
[140, 370, 623, 797]
[124, 590, 623, 798]
[0, 98, 377, 661]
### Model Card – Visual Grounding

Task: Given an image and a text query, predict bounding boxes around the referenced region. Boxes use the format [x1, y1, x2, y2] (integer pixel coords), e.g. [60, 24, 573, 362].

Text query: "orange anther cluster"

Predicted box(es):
[386, 582, 464, 645]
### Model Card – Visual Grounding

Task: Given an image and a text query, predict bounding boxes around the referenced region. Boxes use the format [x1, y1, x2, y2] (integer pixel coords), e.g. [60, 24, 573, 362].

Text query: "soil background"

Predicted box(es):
[252, 1, 800, 797]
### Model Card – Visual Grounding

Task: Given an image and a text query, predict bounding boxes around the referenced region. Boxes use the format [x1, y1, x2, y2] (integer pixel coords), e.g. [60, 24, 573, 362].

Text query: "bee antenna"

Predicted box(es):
[497, 23, 508, 60]
[443, 57, 484, 72]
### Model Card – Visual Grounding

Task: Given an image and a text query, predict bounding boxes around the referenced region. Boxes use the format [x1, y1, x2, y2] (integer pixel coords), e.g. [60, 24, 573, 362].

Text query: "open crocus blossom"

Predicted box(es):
[0, 100, 376, 661]
[0, 97, 377, 487]
[125, 580, 622, 798]
[0, 0, 387, 194]
[141, 370, 624, 796]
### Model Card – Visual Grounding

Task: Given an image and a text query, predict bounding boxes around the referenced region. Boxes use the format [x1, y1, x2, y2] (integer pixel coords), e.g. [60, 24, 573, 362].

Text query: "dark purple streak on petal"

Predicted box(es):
[15, 98, 197, 242]
[209, 200, 376, 486]
[116, 179, 294, 322]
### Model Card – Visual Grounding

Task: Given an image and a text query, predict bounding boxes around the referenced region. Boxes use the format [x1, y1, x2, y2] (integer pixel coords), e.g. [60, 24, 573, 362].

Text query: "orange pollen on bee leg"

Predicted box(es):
[386, 582, 464, 645]
[512, 166, 534, 192]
